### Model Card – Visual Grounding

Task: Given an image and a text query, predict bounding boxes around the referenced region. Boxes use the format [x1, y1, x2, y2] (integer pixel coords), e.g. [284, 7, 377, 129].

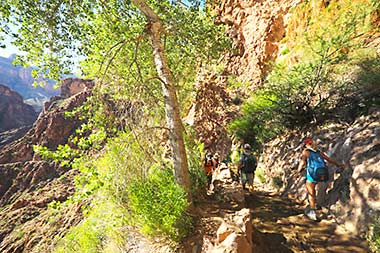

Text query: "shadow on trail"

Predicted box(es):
[245, 190, 370, 253]
[246, 191, 303, 221]
[245, 191, 302, 253]
[252, 229, 293, 253]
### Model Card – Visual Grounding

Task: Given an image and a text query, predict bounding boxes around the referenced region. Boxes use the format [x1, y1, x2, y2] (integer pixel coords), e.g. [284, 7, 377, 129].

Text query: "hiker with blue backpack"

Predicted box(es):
[238, 144, 257, 193]
[297, 138, 344, 220]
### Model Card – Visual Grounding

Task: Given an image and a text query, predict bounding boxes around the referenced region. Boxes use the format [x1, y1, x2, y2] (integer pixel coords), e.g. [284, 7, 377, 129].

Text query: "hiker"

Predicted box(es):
[203, 152, 218, 189]
[237, 144, 257, 192]
[297, 138, 344, 220]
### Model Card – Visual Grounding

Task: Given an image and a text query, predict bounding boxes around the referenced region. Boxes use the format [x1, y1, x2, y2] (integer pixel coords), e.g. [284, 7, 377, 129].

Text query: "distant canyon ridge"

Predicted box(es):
[0, 54, 61, 133]
[0, 54, 59, 112]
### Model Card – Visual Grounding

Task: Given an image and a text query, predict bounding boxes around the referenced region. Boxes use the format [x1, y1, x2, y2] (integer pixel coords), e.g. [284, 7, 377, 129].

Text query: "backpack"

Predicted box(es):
[204, 154, 214, 175]
[241, 153, 257, 173]
[306, 149, 329, 182]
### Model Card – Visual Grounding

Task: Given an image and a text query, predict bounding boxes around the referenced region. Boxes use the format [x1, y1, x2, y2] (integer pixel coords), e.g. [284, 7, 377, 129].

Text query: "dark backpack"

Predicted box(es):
[241, 153, 257, 173]
[307, 149, 329, 182]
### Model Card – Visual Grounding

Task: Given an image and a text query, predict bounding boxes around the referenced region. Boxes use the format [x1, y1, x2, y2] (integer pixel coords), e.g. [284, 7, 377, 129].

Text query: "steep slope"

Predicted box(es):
[0, 78, 93, 253]
[187, 0, 301, 155]
[0, 84, 38, 132]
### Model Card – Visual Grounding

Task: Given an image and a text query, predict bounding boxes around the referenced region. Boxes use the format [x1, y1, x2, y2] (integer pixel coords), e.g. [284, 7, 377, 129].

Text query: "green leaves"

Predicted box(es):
[126, 167, 192, 241]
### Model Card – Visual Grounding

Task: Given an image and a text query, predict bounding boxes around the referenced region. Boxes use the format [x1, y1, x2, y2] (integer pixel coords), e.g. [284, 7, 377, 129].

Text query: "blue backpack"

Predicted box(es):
[307, 149, 329, 182]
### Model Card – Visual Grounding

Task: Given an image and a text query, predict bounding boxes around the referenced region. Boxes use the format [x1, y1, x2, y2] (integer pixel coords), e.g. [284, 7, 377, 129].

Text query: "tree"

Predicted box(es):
[0, 0, 230, 205]
[131, 0, 192, 202]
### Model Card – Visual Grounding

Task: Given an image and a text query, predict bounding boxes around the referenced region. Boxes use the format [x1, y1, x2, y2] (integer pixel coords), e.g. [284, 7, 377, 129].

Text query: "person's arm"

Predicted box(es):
[320, 152, 344, 168]
[297, 149, 309, 173]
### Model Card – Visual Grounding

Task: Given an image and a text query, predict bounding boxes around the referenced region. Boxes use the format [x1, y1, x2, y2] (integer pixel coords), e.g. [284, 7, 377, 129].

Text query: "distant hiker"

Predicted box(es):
[204, 152, 218, 189]
[297, 138, 344, 220]
[238, 144, 257, 192]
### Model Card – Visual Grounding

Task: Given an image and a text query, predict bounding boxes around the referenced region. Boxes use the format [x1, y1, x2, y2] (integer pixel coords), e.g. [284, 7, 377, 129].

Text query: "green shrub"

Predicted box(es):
[255, 168, 266, 184]
[189, 165, 208, 196]
[272, 175, 283, 190]
[367, 214, 380, 253]
[228, 91, 284, 149]
[54, 200, 126, 253]
[184, 137, 208, 196]
[126, 168, 192, 241]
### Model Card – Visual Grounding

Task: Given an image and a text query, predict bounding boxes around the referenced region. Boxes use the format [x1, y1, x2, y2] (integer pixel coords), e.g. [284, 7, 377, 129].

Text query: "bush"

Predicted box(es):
[272, 175, 283, 190]
[126, 168, 192, 241]
[255, 168, 266, 184]
[228, 91, 284, 149]
[367, 214, 380, 253]
[184, 136, 208, 196]
[54, 200, 126, 253]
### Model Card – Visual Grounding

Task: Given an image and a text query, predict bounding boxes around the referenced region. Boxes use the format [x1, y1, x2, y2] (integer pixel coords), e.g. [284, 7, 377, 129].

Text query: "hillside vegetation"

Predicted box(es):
[0, 0, 379, 252]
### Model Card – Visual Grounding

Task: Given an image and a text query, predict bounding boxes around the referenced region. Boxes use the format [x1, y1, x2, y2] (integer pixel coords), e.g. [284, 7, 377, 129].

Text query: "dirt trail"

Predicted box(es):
[247, 189, 370, 253]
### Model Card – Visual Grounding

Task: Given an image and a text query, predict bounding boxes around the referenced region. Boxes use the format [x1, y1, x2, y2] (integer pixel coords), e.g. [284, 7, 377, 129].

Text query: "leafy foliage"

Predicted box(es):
[367, 214, 380, 253]
[34, 144, 81, 167]
[54, 199, 127, 253]
[1, 1, 231, 249]
[228, 91, 283, 149]
[52, 128, 204, 250]
[126, 168, 192, 241]
[184, 130, 208, 196]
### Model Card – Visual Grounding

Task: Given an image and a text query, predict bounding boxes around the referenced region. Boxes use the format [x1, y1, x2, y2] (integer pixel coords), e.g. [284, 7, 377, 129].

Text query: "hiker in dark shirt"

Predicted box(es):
[297, 138, 344, 220]
[238, 144, 257, 193]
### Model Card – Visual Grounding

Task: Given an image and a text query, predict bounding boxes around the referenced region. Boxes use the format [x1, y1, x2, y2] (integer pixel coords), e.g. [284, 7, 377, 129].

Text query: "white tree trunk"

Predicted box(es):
[131, 0, 192, 203]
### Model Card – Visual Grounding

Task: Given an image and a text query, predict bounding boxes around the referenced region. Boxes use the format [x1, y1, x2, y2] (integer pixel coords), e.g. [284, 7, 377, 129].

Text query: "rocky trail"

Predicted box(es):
[247, 188, 370, 253]
[180, 174, 371, 253]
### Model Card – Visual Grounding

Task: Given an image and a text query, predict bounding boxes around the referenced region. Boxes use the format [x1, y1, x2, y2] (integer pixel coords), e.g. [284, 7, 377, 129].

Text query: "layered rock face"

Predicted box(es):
[184, 70, 240, 158]
[0, 84, 38, 132]
[213, 0, 300, 85]
[0, 78, 93, 253]
[186, 0, 301, 157]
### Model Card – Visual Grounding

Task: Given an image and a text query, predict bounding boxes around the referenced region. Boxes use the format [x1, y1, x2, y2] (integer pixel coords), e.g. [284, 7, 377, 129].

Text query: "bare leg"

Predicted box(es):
[249, 173, 254, 192]
[306, 180, 317, 209]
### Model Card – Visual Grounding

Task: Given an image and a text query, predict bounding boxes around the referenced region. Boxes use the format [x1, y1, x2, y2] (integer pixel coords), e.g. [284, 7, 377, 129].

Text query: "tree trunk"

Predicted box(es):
[131, 0, 193, 204]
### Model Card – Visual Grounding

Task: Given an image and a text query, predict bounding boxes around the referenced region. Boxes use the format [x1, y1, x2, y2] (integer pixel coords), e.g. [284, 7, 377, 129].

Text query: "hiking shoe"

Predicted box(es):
[306, 209, 318, 221]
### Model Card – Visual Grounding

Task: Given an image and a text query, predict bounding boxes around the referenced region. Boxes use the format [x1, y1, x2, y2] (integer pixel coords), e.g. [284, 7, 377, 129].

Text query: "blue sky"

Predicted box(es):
[0, 39, 19, 57]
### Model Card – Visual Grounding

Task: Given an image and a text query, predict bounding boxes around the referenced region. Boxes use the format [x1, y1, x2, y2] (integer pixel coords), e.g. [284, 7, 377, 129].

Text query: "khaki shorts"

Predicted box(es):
[240, 172, 254, 185]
